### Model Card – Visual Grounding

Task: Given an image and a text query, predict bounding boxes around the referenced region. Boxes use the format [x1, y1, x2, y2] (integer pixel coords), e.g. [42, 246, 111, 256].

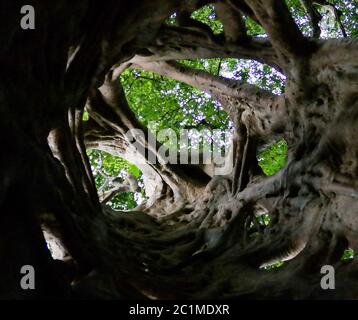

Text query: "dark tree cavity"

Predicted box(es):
[0, 0, 357, 299]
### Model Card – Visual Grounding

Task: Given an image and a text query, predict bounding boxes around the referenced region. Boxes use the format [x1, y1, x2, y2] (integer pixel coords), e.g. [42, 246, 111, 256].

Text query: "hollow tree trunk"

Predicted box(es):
[1, 0, 357, 300]
[0, 0, 184, 299]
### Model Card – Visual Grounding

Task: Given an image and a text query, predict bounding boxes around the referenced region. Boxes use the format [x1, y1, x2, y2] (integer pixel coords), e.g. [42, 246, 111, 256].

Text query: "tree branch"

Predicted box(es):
[314, 0, 347, 37]
[300, 0, 347, 39]
[244, 0, 316, 60]
[131, 60, 277, 108]
[84, 75, 211, 210]
[129, 60, 287, 139]
[214, 1, 248, 42]
[129, 25, 281, 71]
[300, 0, 322, 38]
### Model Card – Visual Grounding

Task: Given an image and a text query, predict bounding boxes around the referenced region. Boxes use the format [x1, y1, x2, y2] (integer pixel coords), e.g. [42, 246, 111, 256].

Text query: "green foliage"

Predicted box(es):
[191, 4, 223, 34]
[258, 140, 288, 176]
[286, 0, 311, 36]
[245, 17, 266, 36]
[286, 0, 358, 38]
[262, 261, 285, 271]
[87, 149, 144, 210]
[128, 164, 141, 178]
[108, 192, 138, 211]
[82, 111, 89, 121]
[87, 149, 135, 177]
[341, 248, 356, 261]
[121, 68, 230, 135]
[336, 0, 358, 37]
[257, 213, 271, 226]
[232, 60, 285, 94]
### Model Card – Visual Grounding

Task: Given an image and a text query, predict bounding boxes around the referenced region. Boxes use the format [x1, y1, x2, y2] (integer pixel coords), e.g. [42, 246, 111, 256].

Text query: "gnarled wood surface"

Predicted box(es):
[0, 0, 357, 299]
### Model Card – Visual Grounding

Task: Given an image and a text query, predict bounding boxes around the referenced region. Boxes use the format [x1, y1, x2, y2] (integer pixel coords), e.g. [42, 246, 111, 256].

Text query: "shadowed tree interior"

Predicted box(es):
[0, 0, 357, 299]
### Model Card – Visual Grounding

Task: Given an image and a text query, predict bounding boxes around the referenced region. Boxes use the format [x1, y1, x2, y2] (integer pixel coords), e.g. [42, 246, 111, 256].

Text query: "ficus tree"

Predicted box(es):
[0, 0, 357, 299]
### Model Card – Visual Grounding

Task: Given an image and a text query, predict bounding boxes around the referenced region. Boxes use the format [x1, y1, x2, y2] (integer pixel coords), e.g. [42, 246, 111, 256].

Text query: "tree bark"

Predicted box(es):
[0, 0, 357, 300]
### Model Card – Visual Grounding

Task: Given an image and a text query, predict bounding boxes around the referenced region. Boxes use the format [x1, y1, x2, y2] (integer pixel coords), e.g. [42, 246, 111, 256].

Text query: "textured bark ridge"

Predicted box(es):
[0, 0, 357, 299]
